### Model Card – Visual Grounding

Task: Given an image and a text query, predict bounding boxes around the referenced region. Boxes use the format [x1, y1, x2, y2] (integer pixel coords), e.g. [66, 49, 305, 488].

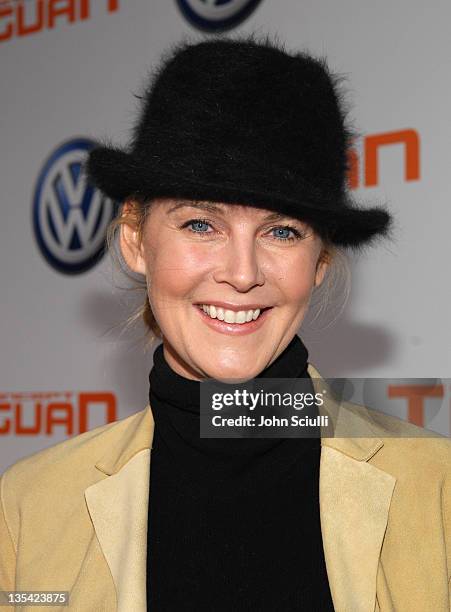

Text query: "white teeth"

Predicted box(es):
[199, 305, 263, 324]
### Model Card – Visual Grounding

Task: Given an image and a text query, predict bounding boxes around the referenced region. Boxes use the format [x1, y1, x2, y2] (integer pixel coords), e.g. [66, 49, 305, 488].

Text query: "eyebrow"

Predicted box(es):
[167, 201, 294, 222]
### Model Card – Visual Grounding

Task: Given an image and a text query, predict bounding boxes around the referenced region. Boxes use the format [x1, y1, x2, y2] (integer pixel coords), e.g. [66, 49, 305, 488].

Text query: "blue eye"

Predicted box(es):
[270, 226, 304, 241]
[180, 218, 305, 242]
[273, 227, 294, 240]
[179, 219, 212, 234]
[189, 220, 210, 233]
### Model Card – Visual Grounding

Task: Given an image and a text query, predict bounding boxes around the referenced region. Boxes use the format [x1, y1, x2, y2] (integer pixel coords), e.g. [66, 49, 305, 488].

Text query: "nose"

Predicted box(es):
[212, 230, 266, 291]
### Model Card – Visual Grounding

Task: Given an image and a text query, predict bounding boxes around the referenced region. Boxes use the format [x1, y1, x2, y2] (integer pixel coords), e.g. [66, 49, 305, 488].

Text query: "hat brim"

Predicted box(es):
[84, 145, 393, 250]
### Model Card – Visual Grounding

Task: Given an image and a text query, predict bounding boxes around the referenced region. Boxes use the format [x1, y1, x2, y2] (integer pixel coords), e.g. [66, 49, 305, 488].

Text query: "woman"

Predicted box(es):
[1, 35, 450, 612]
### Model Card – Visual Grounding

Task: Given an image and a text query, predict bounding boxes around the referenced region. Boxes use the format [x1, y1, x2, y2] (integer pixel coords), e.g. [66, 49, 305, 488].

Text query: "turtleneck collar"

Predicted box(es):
[149, 333, 310, 413]
[148, 334, 318, 499]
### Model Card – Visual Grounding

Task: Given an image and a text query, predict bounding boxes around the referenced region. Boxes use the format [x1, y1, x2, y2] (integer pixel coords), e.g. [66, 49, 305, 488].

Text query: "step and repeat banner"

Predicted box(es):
[1, 0, 450, 472]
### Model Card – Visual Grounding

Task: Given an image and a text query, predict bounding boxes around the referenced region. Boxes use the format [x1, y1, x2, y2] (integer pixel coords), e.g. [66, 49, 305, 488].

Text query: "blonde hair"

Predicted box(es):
[105, 198, 351, 351]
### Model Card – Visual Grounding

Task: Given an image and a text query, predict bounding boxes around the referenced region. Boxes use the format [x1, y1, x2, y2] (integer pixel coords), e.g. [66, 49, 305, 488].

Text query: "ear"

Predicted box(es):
[118, 201, 147, 275]
[314, 247, 332, 288]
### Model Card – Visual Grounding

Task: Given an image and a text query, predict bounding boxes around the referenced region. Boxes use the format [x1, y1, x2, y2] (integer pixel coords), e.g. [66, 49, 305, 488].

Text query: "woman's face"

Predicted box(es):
[121, 197, 330, 382]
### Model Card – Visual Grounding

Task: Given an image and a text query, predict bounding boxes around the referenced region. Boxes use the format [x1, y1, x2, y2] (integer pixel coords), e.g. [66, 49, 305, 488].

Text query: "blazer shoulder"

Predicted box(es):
[345, 400, 451, 475]
[0, 406, 149, 507]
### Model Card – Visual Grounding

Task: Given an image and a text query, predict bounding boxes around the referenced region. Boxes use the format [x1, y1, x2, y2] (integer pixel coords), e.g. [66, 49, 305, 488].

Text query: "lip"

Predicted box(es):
[194, 304, 273, 335]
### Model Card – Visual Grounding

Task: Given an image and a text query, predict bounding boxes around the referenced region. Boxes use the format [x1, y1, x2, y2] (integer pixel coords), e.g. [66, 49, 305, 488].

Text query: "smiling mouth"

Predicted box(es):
[194, 304, 274, 336]
[195, 304, 272, 324]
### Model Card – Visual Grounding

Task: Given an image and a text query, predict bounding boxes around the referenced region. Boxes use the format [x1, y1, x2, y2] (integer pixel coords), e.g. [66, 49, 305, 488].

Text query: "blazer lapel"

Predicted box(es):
[84, 407, 155, 612]
[84, 365, 396, 612]
[84, 449, 150, 612]
[309, 364, 397, 612]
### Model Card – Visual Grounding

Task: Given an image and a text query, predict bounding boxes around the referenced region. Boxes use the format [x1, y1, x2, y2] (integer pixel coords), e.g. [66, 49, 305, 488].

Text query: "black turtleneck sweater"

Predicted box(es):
[146, 334, 335, 611]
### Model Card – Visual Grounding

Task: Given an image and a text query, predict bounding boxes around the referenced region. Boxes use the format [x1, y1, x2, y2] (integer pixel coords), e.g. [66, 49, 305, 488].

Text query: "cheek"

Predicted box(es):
[145, 240, 210, 301]
[275, 252, 319, 304]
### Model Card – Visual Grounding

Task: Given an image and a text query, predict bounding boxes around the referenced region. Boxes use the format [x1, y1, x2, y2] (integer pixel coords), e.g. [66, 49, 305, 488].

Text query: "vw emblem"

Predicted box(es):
[32, 138, 117, 275]
[176, 0, 263, 32]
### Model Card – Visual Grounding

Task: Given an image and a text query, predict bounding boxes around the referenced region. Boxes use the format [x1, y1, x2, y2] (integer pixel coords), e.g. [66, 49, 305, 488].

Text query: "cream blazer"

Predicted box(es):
[1, 364, 450, 612]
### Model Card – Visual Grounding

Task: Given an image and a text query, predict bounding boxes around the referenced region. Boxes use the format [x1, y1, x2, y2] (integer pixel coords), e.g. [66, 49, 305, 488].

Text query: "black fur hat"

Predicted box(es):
[85, 34, 393, 250]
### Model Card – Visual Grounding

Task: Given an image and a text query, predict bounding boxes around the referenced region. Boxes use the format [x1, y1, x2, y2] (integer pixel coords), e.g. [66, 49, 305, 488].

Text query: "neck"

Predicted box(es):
[149, 334, 310, 412]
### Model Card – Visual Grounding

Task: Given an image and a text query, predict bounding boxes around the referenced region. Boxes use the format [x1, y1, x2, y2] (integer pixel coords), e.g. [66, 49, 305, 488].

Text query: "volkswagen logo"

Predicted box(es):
[176, 0, 263, 32]
[32, 138, 117, 275]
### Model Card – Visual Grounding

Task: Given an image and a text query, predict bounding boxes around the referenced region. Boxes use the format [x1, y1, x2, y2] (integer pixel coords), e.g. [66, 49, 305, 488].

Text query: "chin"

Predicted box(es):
[194, 346, 273, 382]
[202, 363, 260, 384]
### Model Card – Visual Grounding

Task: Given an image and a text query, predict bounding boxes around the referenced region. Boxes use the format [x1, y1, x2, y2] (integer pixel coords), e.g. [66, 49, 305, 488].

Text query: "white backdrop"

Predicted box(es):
[1, 0, 450, 472]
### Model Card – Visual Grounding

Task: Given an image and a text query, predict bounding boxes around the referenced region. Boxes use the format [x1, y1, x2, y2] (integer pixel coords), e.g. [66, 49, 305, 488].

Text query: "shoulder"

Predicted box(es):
[346, 399, 451, 477]
[310, 362, 451, 474]
[0, 407, 148, 512]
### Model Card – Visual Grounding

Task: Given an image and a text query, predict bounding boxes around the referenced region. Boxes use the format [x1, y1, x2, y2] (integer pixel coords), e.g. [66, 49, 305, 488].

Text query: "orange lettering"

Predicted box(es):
[388, 384, 443, 427]
[48, 0, 75, 29]
[0, 403, 11, 434]
[17, 0, 44, 36]
[365, 129, 420, 187]
[346, 147, 359, 189]
[79, 392, 116, 433]
[15, 402, 42, 434]
[46, 402, 73, 435]
[79, 0, 89, 19]
[0, 5, 13, 41]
